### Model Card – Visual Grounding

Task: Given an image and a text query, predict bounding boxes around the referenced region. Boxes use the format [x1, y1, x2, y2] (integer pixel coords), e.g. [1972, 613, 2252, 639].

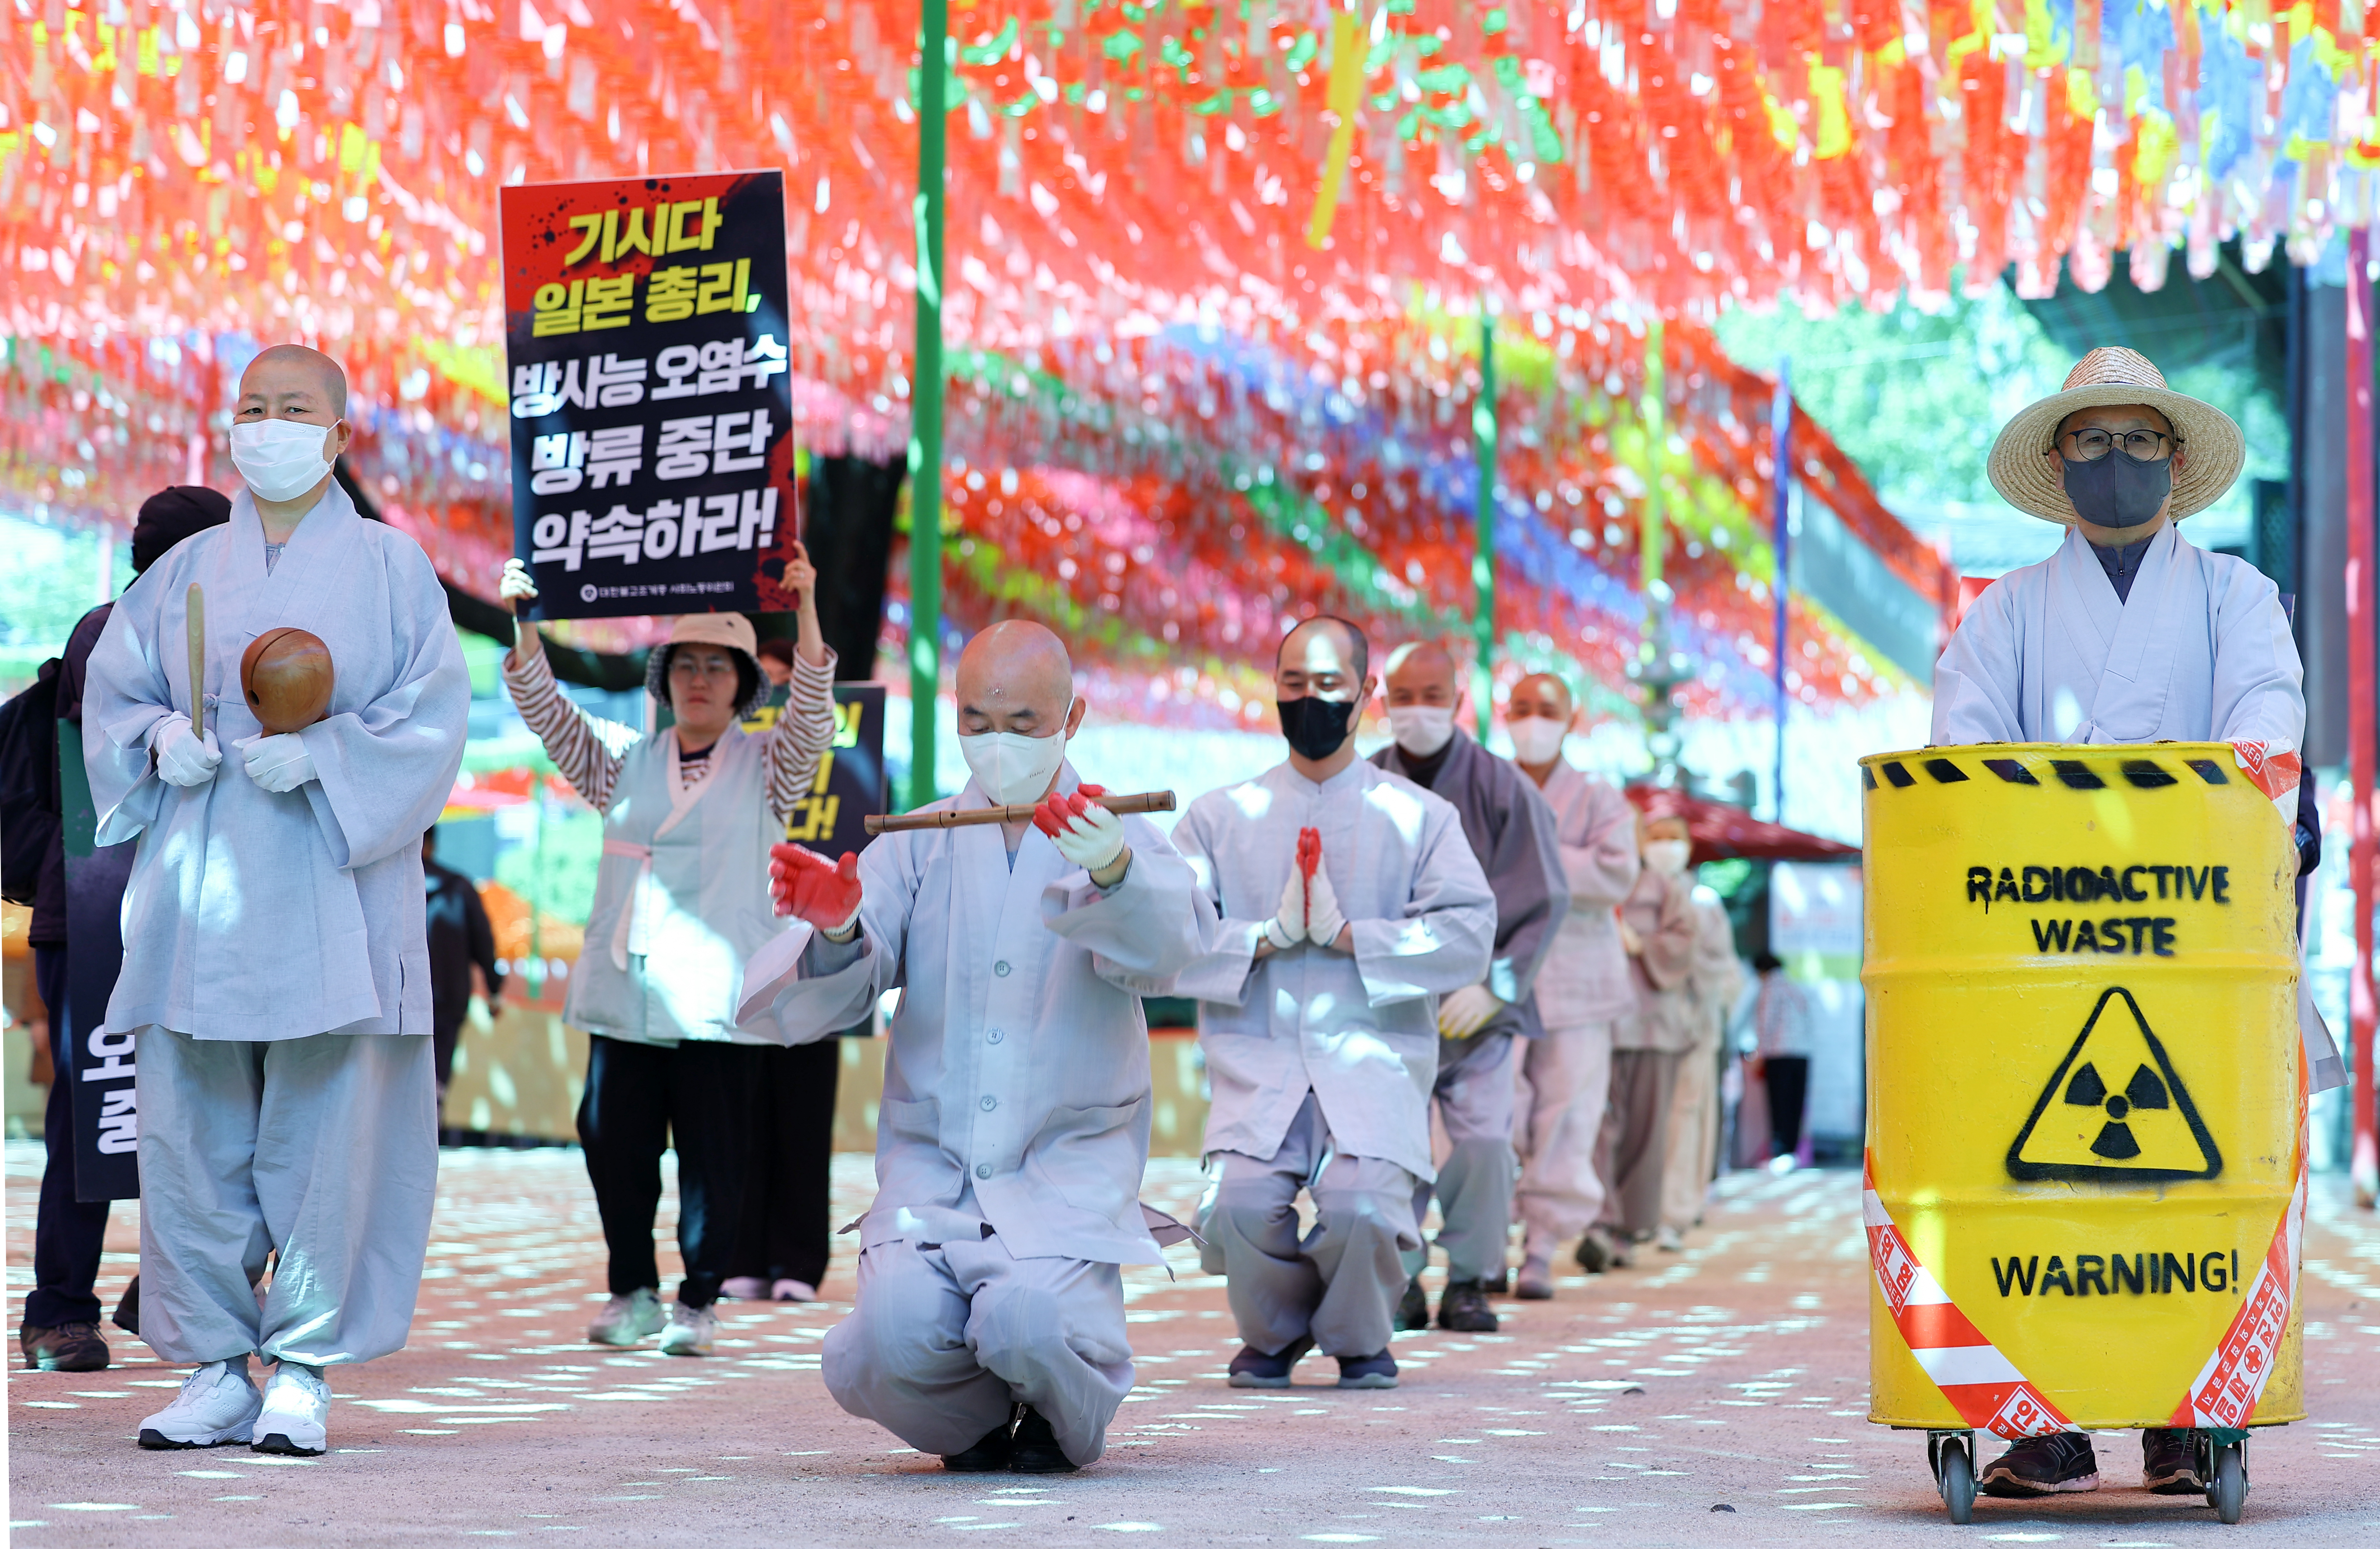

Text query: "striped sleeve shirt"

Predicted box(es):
[502, 644, 839, 824]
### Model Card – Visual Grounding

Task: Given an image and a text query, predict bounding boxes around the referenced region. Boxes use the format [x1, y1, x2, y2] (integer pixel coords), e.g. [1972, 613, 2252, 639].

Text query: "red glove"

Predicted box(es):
[769, 843, 864, 932]
[1032, 782, 1105, 837]
[1296, 827, 1323, 934]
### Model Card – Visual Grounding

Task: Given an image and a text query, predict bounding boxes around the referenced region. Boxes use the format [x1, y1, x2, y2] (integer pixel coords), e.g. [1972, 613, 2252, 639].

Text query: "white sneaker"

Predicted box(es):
[252, 1361, 331, 1455]
[1768, 1153, 1799, 1175]
[658, 1302, 717, 1357]
[718, 1277, 769, 1301]
[1656, 1226, 1685, 1253]
[587, 1287, 666, 1347]
[771, 1279, 817, 1303]
[137, 1358, 262, 1450]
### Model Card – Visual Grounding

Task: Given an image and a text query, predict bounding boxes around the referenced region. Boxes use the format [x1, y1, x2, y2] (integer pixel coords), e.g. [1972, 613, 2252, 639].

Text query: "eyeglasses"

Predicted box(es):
[2055, 427, 2176, 463]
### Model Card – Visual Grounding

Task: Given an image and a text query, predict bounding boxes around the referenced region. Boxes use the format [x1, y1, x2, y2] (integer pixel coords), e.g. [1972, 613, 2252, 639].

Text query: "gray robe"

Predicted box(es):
[83, 484, 470, 1040]
[1533, 760, 1642, 1030]
[1371, 729, 1570, 1038]
[1932, 522, 2303, 751]
[743, 761, 1215, 1266]
[1169, 758, 1496, 1182]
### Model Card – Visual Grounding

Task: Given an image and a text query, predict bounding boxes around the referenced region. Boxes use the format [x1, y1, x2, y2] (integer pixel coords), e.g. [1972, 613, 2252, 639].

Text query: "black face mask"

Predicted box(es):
[2061, 450, 2172, 530]
[1278, 694, 1357, 761]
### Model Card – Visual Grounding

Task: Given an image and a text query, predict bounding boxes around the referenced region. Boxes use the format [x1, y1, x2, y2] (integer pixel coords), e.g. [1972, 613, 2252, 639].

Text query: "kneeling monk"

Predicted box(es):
[756, 621, 1214, 1473]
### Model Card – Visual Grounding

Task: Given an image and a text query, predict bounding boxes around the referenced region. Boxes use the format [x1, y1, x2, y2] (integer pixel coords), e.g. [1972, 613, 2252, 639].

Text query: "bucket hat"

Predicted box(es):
[644, 612, 767, 718]
[1986, 346, 2245, 525]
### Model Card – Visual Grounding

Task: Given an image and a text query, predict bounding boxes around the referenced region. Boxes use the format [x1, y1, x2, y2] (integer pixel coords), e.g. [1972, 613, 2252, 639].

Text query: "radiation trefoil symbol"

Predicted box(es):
[2006, 986, 2222, 1183]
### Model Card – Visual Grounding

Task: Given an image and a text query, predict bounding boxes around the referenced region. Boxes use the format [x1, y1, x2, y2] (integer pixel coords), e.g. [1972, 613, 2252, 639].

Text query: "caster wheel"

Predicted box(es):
[1939, 1438, 1976, 1525]
[2208, 1443, 2246, 1524]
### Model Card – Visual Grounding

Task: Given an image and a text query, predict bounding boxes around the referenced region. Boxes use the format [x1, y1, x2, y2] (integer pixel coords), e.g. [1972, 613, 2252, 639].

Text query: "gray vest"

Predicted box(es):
[566, 725, 787, 1044]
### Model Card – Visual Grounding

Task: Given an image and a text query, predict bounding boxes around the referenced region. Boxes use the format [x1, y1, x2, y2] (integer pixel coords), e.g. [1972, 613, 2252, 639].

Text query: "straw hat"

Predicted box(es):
[644, 611, 768, 717]
[1986, 346, 2245, 524]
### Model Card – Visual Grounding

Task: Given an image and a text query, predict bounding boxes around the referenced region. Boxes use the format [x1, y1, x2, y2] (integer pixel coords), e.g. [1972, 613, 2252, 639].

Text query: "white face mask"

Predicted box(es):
[1642, 838, 1692, 878]
[1388, 704, 1456, 758]
[959, 710, 1074, 806]
[230, 418, 338, 503]
[1505, 715, 1568, 764]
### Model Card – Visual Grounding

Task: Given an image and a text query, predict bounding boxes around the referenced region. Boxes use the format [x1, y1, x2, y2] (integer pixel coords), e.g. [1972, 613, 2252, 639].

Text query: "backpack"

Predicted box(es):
[0, 657, 63, 905]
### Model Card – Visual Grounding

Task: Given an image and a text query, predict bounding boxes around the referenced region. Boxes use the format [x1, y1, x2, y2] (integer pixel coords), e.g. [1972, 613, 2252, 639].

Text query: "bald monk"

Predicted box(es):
[753, 622, 1214, 1474]
[1170, 617, 1496, 1388]
[82, 346, 470, 1455]
[1500, 673, 1640, 1293]
[1370, 641, 1567, 1332]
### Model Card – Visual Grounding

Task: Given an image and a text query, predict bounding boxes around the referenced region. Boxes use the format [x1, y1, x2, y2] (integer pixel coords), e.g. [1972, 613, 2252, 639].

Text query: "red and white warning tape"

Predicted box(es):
[1868, 1136, 2308, 1435]
[2169, 1085, 2309, 1429]
[1863, 1152, 2075, 1439]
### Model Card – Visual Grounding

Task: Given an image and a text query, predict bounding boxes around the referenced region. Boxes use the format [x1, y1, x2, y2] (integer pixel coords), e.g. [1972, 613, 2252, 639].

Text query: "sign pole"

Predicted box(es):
[2348, 224, 2377, 1208]
[1772, 358, 1792, 824]
[1472, 300, 1496, 740]
[908, 0, 949, 812]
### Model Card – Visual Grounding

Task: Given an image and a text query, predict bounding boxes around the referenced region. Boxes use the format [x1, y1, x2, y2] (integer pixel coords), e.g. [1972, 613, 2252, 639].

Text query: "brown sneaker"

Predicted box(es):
[19, 1322, 110, 1373]
[2141, 1428, 2206, 1494]
[1980, 1432, 2099, 1496]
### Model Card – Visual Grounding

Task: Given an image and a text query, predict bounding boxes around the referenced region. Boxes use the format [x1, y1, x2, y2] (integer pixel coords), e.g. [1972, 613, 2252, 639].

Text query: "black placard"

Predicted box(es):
[501, 171, 799, 619]
[56, 720, 140, 1203]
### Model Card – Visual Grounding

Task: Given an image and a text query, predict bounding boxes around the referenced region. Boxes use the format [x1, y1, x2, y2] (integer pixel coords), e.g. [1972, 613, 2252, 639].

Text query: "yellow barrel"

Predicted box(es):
[1862, 742, 2303, 1431]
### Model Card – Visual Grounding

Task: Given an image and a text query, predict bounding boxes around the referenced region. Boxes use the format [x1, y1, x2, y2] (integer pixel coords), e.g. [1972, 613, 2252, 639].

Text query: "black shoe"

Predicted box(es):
[113, 1276, 141, 1338]
[19, 1322, 109, 1373]
[1226, 1336, 1313, 1389]
[1480, 1271, 1509, 1295]
[1394, 1277, 1430, 1331]
[1436, 1279, 1500, 1333]
[2141, 1428, 2205, 1494]
[1572, 1231, 1628, 1273]
[941, 1407, 1018, 1473]
[1979, 1432, 2099, 1497]
[1008, 1406, 1079, 1473]
[1335, 1350, 1398, 1389]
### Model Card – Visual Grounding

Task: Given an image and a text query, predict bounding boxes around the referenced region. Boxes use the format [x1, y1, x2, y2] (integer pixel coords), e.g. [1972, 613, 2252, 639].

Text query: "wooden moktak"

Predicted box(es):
[240, 626, 336, 734]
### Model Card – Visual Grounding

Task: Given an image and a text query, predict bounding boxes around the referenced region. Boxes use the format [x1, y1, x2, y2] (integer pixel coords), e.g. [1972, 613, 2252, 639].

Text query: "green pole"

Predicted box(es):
[1471, 303, 1497, 741]
[1641, 321, 1664, 597]
[908, 0, 948, 811]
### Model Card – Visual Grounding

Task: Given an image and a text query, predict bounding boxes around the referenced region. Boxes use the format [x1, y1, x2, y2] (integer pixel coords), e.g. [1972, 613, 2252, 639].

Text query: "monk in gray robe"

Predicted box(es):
[1370, 642, 1567, 1334]
[83, 346, 469, 1457]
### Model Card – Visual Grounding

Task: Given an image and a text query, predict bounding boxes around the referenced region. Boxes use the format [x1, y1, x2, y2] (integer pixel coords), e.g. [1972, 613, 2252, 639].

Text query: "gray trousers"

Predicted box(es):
[1513, 1019, 1616, 1248]
[1403, 1028, 1518, 1283]
[1199, 1091, 1419, 1360]
[137, 1027, 438, 1367]
[1594, 1048, 1683, 1240]
[824, 1230, 1133, 1468]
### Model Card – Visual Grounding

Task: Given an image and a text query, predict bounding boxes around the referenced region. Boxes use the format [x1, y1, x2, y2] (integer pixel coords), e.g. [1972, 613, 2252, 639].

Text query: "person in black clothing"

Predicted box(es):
[421, 825, 505, 1106]
[20, 486, 231, 1373]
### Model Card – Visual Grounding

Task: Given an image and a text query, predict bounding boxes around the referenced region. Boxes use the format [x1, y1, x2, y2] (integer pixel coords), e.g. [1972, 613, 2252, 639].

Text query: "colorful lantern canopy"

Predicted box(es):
[9, 1, 2358, 719]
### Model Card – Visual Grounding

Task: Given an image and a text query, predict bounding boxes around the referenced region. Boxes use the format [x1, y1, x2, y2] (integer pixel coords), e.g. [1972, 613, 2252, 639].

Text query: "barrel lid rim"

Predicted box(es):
[1860, 742, 2238, 769]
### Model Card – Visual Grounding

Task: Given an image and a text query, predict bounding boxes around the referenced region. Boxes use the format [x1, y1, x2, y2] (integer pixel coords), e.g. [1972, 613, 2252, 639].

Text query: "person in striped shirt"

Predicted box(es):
[497, 553, 835, 1357]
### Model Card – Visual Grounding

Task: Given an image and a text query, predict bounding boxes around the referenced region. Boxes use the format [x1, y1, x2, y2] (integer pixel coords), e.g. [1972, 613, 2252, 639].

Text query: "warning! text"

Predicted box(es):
[1990, 1251, 2240, 1298]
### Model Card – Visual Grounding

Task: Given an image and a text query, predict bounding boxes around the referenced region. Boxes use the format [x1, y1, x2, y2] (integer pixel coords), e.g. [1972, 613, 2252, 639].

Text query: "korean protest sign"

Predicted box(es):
[501, 171, 800, 618]
[743, 682, 888, 861]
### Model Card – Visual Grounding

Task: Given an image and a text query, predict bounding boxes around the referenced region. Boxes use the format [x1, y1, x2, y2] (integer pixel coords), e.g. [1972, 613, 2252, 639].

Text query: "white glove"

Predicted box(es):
[1048, 802, 1125, 873]
[1304, 855, 1347, 949]
[1263, 865, 1307, 951]
[153, 713, 222, 787]
[237, 732, 317, 793]
[1438, 983, 1504, 1040]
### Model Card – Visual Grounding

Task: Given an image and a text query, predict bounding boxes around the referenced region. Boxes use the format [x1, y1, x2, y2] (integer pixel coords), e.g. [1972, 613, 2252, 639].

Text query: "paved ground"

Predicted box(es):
[8, 1143, 2379, 1546]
